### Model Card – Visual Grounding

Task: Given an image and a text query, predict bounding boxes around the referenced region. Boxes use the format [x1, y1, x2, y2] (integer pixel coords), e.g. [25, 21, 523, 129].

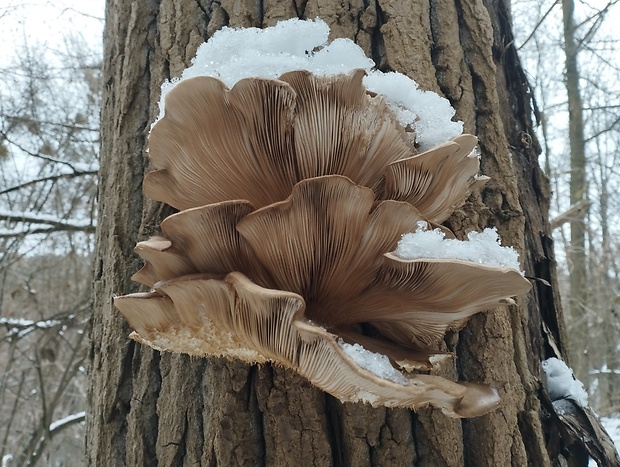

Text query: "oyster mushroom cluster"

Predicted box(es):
[115, 68, 531, 418]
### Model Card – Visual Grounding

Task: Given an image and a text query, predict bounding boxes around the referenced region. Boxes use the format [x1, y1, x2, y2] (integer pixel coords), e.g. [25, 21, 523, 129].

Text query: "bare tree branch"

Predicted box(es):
[0, 225, 95, 238]
[0, 171, 98, 196]
[517, 0, 561, 50]
[550, 200, 591, 230]
[48, 411, 86, 435]
[575, 0, 620, 51]
[0, 211, 95, 232]
[585, 114, 620, 143]
[0, 132, 95, 173]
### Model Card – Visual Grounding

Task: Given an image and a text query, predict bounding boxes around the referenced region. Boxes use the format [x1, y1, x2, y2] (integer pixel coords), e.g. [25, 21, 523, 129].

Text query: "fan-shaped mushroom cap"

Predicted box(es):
[118, 175, 530, 416]
[117, 68, 532, 418]
[132, 175, 530, 342]
[382, 134, 489, 223]
[144, 70, 483, 221]
[146, 70, 407, 209]
[116, 272, 501, 417]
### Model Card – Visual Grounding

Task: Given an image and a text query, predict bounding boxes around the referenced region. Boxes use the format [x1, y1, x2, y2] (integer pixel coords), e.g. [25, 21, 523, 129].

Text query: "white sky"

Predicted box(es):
[0, 0, 104, 65]
[0, 0, 104, 179]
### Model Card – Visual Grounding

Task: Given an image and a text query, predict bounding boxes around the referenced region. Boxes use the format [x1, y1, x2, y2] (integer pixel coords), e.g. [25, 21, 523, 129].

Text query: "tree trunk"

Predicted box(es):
[562, 0, 589, 387]
[86, 1, 607, 465]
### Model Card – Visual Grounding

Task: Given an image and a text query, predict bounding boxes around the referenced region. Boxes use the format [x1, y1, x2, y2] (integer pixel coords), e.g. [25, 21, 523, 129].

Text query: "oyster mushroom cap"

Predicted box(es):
[382, 134, 488, 223]
[117, 175, 530, 417]
[144, 70, 484, 222]
[132, 175, 531, 348]
[145, 70, 412, 210]
[117, 67, 532, 418]
[116, 272, 501, 417]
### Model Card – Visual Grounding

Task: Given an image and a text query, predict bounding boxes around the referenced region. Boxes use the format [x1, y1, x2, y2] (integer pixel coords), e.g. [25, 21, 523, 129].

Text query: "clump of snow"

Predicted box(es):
[542, 357, 589, 407]
[393, 222, 522, 271]
[49, 411, 86, 432]
[174, 19, 373, 89]
[338, 339, 408, 385]
[156, 18, 462, 150]
[364, 72, 463, 150]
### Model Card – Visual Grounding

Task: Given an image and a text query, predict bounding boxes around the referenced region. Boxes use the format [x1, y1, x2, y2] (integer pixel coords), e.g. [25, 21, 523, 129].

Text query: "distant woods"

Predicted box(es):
[0, 8, 101, 465]
[514, 0, 620, 416]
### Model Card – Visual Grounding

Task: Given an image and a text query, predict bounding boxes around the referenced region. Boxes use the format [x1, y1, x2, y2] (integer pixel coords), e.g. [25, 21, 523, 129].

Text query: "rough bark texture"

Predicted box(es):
[87, 0, 603, 465]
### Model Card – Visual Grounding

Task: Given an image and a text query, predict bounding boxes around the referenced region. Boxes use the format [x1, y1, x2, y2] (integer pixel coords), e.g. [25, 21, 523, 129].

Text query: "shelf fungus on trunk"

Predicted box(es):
[115, 68, 532, 418]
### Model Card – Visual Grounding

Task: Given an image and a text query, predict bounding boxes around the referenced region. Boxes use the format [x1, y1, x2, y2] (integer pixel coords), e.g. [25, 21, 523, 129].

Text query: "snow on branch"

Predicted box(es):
[0, 317, 62, 329]
[0, 307, 86, 339]
[0, 210, 95, 235]
[591, 364, 620, 375]
[0, 316, 62, 340]
[48, 411, 86, 434]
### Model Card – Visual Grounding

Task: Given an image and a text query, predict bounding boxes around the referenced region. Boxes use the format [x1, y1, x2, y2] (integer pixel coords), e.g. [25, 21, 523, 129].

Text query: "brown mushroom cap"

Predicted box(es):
[116, 271, 502, 417]
[382, 134, 490, 223]
[144, 70, 483, 223]
[116, 70, 532, 417]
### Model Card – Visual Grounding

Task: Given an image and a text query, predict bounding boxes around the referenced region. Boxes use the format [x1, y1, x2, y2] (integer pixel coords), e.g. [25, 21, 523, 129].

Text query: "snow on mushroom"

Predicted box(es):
[114, 18, 532, 418]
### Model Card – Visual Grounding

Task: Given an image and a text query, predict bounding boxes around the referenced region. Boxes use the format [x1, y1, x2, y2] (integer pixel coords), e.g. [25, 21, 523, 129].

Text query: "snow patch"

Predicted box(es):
[542, 357, 589, 407]
[156, 18, 462, 150]
[591, 363, 620, 375]
[338, 339, 408, 385]
[393, 223, 522, 271]
[0, 317, 64, 338]
[49, 411, 86, 432]
[364, 71, 463, 150]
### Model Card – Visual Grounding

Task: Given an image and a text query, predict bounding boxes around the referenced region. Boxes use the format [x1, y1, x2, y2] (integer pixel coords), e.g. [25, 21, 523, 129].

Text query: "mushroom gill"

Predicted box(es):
[116, 70, 532, 417]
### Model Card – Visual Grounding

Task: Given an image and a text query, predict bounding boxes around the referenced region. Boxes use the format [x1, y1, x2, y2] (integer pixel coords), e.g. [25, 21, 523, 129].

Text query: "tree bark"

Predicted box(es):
[86, 0, 609, 465]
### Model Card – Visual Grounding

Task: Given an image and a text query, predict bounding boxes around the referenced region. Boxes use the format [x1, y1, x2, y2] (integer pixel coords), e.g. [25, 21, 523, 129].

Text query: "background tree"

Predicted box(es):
[562, 0, 589, 386]
[86, 1, 617, 466]
[514, 0, 620, 418]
